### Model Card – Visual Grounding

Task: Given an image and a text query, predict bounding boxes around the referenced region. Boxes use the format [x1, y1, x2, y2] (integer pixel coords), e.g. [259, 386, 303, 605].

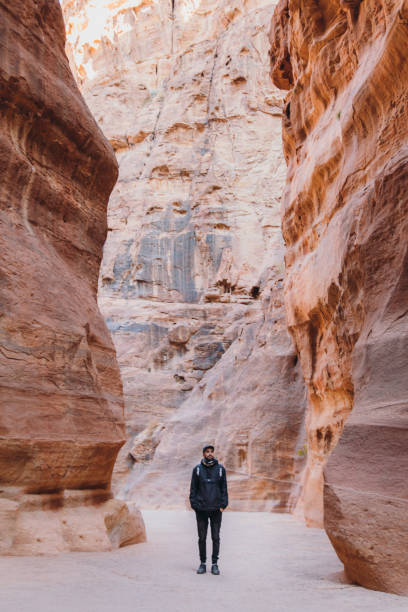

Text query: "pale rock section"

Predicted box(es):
[270, 0, 408, 595]
[125, 276, 307, 512]
[0, 0, 145, 554]
[63, 0, 307, 510]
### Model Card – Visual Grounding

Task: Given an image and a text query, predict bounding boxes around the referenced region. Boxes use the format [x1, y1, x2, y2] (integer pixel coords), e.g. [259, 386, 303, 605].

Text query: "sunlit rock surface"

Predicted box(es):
[0, 0, 145, 554]
[270, 0, 408, 595]
[62, 0, 307, 510]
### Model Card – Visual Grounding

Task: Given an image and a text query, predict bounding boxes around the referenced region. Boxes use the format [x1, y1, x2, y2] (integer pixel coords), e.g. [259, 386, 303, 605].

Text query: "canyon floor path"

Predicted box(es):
[1, 510, 406, 612]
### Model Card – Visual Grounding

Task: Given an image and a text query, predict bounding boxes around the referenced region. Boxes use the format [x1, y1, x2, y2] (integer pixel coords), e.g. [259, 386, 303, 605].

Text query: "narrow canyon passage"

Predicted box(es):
[1, 0, 407, 602]
[1, 511, 406, 612]
[61, 0, 305, 516]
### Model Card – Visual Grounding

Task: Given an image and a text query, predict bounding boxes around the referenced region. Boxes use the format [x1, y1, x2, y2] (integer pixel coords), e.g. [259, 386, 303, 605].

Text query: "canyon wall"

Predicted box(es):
[270, 0, 408, 595]
[62, 0, 307, 510]
[0, 0, 145, 554]
[124, 274, 307, 511]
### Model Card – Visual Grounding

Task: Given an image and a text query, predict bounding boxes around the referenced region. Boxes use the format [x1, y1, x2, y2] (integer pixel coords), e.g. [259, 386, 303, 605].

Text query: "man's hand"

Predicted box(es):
[220, 508, 224, 512]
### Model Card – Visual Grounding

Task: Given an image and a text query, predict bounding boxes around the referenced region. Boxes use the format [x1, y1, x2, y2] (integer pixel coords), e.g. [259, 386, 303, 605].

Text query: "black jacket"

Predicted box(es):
[189, 459, 228, 511]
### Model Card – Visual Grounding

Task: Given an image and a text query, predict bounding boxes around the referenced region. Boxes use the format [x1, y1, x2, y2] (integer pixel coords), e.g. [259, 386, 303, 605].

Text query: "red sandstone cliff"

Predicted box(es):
[270, 0, 408, 595]
[0, 0, 145, 554]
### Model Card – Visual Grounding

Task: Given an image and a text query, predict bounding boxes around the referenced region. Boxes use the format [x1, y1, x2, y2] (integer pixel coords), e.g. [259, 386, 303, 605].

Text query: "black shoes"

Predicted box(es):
[196, 562, 220, 574]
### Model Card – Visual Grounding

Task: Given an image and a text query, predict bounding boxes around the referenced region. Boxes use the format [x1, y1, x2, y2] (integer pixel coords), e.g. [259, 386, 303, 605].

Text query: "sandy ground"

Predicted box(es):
[0, 510, 406, 612]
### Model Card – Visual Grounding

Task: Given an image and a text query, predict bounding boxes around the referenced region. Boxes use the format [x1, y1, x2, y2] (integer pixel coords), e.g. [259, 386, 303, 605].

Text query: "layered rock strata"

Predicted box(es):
[62, 0, 307, 510]
[0, 0, 145, 554]
[270, 0, 408, 595]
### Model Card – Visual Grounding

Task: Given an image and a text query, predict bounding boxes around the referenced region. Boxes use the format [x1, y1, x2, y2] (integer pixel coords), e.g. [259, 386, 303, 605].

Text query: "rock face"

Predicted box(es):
[62, 0, 307, 510]
[123, 274, 307, 511]
[0, 0, 145, 553]
[270, 0, 408, 595]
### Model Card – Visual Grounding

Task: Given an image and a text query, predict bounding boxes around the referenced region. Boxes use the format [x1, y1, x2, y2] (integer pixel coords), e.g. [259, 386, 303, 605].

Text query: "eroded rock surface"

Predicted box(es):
[270, 0, 408, 595]
[0, 0, 145, 554]
[62, 0, 307, 510]
[123, 274, 307, 511]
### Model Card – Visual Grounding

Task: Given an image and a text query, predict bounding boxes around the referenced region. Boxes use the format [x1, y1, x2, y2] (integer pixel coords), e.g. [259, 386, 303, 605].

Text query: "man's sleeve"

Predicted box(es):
[189, 467, 198, 510]
[220, 466, 228, 509]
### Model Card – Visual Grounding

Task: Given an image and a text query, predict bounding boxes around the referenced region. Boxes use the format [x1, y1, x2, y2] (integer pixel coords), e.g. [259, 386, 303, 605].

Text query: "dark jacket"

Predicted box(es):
[189, 459, 228, 511]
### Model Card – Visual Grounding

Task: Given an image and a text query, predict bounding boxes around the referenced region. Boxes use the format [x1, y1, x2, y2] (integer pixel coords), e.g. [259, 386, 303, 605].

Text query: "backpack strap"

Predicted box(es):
[219, 466, 222, 478]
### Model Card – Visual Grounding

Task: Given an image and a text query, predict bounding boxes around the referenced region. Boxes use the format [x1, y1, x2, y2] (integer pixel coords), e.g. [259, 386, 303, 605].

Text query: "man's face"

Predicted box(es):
[203, 448, 214, 460]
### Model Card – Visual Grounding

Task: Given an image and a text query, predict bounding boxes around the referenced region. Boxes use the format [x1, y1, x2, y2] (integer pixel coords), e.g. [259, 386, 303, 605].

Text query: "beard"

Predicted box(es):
[202, 456, 217, 466]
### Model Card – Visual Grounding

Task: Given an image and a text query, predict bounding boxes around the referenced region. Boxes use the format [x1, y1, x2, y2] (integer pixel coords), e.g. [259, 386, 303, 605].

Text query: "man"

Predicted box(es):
[189, 444, 228, 575]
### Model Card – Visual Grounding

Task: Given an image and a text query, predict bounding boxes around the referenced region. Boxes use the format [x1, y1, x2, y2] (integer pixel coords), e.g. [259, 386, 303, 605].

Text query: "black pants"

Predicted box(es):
[195, 509, 222, 564]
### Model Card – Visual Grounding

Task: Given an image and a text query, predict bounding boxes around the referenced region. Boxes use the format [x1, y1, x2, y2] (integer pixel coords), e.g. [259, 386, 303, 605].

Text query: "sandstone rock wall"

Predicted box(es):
[270, 0, 408, 594]
[123, 274, 307, 511]
[62, 0, 307, 511]
[0, 0, 145, 554]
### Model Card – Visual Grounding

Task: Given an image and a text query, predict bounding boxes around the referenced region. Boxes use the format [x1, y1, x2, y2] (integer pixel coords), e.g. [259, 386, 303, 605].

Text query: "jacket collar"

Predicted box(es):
[201, 457, 218, 467]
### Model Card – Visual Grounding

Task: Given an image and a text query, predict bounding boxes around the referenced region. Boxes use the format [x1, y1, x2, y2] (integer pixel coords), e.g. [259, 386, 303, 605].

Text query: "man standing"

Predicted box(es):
[189, 444, 228, 575]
